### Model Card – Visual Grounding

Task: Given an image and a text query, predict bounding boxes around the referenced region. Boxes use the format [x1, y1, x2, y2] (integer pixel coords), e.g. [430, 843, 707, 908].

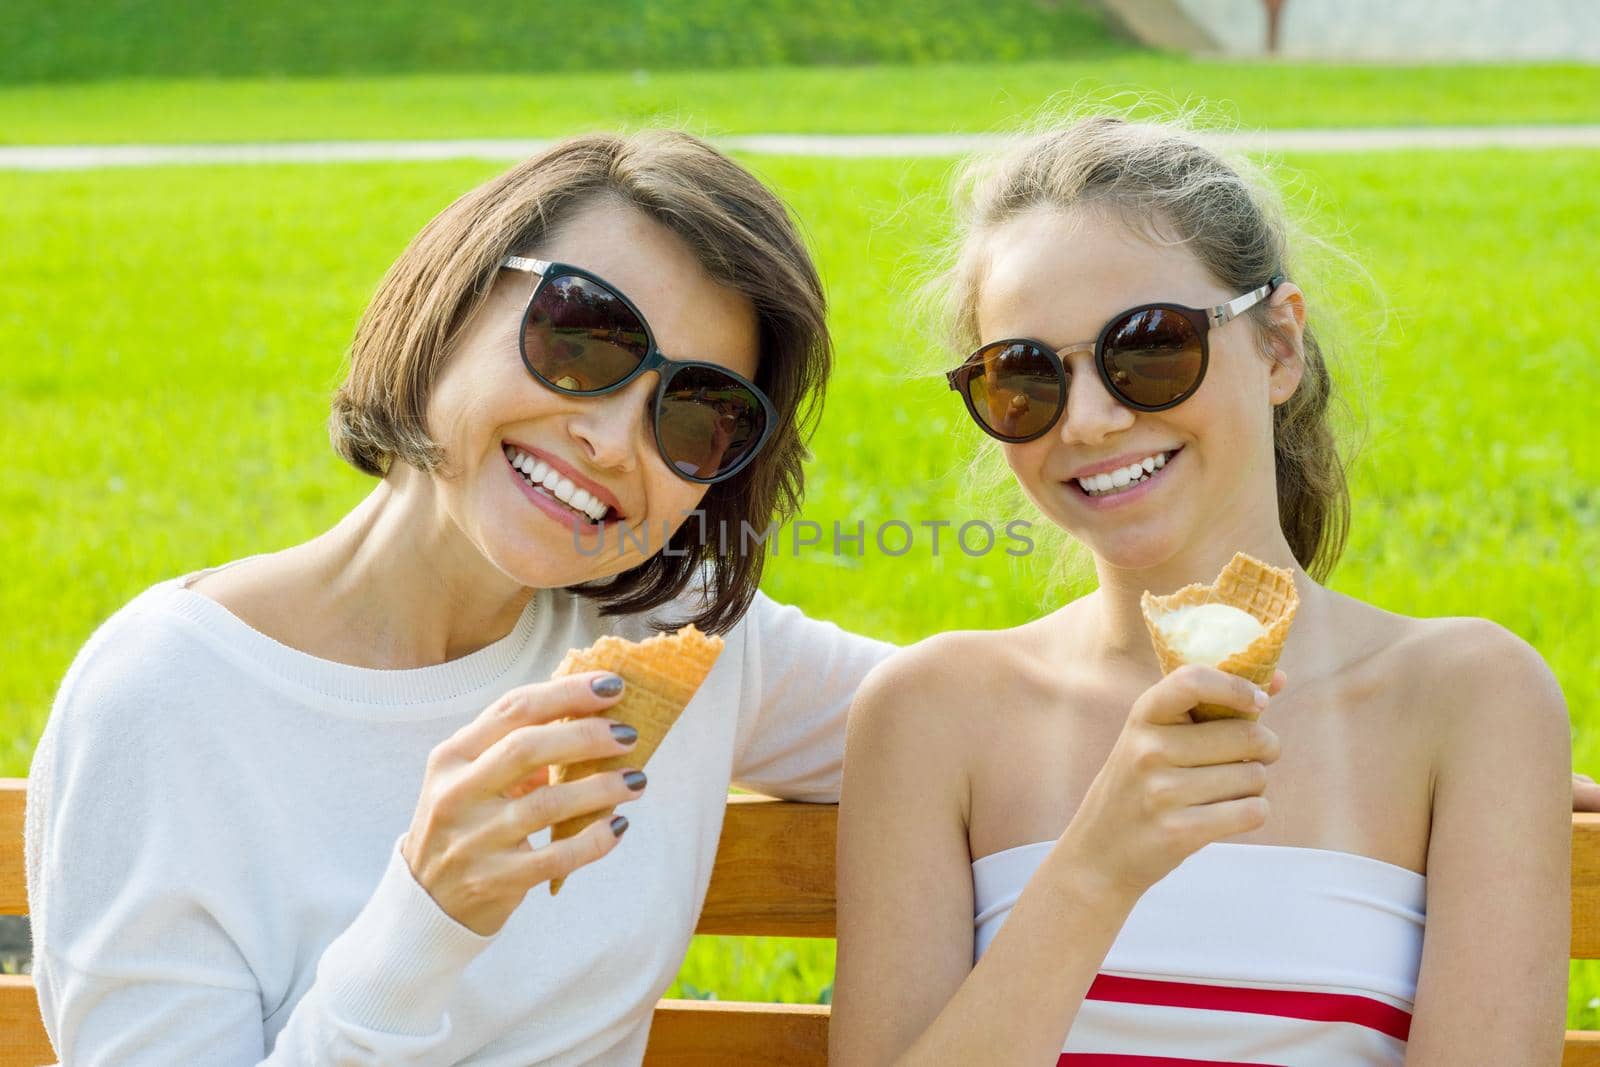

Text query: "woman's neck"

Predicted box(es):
[291, 468, 537, 669]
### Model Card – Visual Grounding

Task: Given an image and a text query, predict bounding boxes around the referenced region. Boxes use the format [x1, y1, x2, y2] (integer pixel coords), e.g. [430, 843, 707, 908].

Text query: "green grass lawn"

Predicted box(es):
[2, 60, 1598, 145]
[4, 148, 1597, 1024]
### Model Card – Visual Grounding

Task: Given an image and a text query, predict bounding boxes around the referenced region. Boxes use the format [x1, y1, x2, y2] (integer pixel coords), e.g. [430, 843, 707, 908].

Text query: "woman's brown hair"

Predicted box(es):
[944, 115, 1351, 581]
[329, 130, 829, 632]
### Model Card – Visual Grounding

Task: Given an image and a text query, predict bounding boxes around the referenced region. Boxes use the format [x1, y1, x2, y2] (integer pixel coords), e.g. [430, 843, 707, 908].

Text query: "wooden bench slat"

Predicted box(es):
[0, 783, 24, 917]
[2, 780, 1597, 1065]
[1564, 1028, 1600, 1066]
[3, 978, 1599, 1065]
[695, 795, 837, 937]
[644, 1000, 828, 1066]
[0, 978, 52, 1067]
[7, 786, 1597, 952]
[1573, 814, 1600, 960]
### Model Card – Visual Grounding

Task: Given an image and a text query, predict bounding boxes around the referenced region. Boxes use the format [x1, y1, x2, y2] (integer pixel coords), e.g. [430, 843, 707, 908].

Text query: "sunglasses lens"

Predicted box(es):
[961, 341, 1064, 440]
[1101, 308, 1204, 408]
[658, 366, 768, 480]
[524, 274, 649, 391]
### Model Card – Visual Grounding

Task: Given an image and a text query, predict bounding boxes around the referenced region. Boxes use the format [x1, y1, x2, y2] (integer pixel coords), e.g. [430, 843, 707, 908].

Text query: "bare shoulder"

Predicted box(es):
[845, 623, 1048, 820]
[858, 626, 1011, 695]
[184, 549, 315, 636]
[852, 620, 1050, 732]
[1388, 611, 1563, 716]
[851, 629, 1005, 739]
[186, 550, 285, 599]
[1339, 599, 1569, 762]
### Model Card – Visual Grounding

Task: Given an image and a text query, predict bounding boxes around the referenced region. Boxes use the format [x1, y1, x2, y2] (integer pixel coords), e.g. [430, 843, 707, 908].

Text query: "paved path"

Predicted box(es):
[4, 126, 1598, 170]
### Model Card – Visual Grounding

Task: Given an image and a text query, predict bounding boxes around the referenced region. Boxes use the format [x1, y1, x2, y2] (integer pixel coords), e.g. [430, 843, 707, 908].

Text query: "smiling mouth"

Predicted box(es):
[1072, 447, 1182, 498]
[502, 444, 617, 523]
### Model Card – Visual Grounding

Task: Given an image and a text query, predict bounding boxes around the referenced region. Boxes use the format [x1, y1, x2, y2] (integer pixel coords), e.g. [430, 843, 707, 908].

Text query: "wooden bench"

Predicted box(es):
[0, 782, 1596, 1064]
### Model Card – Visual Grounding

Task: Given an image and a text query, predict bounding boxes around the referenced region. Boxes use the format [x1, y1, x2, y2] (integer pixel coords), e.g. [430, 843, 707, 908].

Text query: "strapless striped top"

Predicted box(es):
[972, 840, 1427, 1065]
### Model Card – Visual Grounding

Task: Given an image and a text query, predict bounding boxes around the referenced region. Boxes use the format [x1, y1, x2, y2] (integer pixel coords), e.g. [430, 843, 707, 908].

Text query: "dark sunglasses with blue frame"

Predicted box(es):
[500, 256, 777, 484]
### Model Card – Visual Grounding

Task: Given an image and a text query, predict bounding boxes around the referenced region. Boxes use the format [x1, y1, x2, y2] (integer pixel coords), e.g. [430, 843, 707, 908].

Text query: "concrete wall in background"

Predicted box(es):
[1099, 0, 1600, 60]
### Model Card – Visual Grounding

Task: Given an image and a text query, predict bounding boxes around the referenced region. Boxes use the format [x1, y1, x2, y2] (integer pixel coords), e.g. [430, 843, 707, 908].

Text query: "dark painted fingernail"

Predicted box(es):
[610, 723, 638, 745]
[591, 674, 624, 697]
[623, 770, 647, 791]
[611, 815, 629, 837]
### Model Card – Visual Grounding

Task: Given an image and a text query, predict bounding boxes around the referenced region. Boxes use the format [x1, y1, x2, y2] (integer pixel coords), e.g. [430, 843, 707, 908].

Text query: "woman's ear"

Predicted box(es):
[1265, 282, 1307, 406]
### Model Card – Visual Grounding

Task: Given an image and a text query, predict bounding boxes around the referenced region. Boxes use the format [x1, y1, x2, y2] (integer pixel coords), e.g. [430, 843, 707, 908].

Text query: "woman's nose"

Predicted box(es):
[1057, 352, 1136, 447]
[567, 373, 656, 472]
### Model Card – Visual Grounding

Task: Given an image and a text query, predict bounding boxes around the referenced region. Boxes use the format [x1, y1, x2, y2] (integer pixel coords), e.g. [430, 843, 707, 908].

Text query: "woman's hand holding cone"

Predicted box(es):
[1055, 666, 1288, 903]
[399, 672, 648, 936]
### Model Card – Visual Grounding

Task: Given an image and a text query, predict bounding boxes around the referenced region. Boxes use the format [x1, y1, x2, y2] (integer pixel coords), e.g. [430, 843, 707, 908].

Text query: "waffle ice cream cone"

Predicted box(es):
[545, 624, 724, 893]
[1140, 552, 1299, 722]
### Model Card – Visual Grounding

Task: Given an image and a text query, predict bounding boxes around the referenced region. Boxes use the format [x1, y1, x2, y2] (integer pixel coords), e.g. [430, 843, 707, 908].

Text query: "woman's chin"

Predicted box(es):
[1078, 526, 1192, 574]
[493, 536, 657, 591]
[480, 535, 596, 590]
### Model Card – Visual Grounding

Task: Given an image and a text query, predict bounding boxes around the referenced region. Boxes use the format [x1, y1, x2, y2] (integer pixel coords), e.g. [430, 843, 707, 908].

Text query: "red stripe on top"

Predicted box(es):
[1059, 1056, 1285, 1067]
[1084, 973, 1412, 1042]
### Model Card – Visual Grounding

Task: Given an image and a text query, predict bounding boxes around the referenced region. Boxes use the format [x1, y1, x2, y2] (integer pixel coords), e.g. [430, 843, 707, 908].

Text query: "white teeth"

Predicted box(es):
[507, 446, 610, 522]
[1077, 450, 1174, 497]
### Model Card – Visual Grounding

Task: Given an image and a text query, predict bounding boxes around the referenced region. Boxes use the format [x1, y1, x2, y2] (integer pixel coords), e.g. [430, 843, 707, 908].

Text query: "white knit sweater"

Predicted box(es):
[25, 561, 894, 1065]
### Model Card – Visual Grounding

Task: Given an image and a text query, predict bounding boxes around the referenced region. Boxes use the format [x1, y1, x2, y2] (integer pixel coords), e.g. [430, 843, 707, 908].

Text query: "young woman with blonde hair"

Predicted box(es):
[831, 116, 1573, 1064]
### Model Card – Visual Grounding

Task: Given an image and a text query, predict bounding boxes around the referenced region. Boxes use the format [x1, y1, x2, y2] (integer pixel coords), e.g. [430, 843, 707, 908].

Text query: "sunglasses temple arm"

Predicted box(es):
[1209, 274, 1285, 327]
[500, 255, 550, 275]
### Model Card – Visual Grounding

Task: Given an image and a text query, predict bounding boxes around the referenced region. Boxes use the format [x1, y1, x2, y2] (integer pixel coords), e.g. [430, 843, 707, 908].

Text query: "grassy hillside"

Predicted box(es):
[0, 0, 1129, 84]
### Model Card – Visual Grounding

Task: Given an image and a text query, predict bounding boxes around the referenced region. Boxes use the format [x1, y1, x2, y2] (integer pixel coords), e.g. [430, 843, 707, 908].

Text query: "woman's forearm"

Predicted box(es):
[890, 843, 1141, 1066]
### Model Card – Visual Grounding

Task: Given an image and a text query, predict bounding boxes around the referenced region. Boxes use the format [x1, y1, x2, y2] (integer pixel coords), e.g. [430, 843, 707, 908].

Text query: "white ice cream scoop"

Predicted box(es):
[1155, 602, 1266, 666]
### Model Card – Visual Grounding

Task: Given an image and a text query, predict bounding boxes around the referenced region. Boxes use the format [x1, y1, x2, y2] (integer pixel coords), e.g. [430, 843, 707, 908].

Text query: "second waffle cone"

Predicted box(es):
[1140, 552, 1298, 722]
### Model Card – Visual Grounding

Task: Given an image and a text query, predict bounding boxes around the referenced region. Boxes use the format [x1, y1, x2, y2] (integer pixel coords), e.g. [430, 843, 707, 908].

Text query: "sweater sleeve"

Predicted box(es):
[729, 593, 897, 804]
[25, 607, 496, 1066]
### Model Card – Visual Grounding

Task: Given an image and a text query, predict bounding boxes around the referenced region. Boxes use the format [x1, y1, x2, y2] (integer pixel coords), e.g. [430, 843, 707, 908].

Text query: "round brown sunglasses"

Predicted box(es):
[946, 276, 1285, 443]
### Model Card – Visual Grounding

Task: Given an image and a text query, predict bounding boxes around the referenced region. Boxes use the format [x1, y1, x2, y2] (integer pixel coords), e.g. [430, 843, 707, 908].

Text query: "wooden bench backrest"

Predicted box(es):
[0, 783, 1596, 1065]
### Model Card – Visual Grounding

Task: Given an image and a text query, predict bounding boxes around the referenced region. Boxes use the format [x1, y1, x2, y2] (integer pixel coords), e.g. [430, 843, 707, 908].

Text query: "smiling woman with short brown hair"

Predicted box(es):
[330, 129, 831, 634]
[25, 129, 893, 1065]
